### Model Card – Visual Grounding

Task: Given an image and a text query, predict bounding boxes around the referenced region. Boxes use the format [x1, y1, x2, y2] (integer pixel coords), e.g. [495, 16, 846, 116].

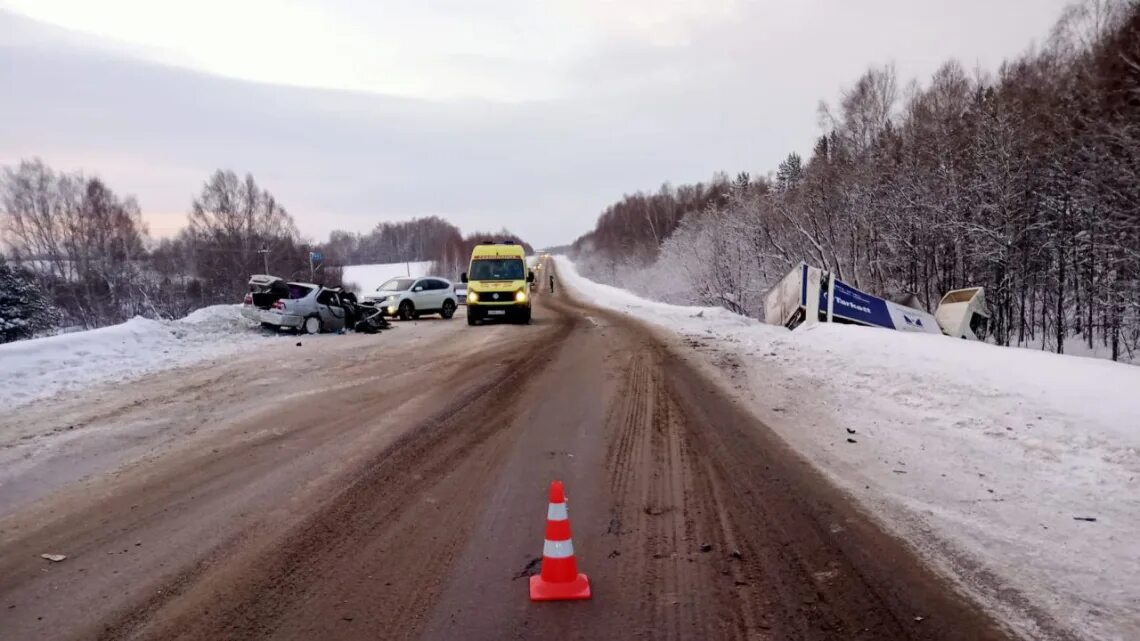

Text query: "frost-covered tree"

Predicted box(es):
[0, 256, 60, 343]
[1, 160, 151, 327]
[571, 0, 1140, 361]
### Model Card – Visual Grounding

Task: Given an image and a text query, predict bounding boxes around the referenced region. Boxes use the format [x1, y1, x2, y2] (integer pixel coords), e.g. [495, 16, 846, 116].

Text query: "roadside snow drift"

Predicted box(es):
[555, 256, 1140, 641]
[0, 305, 264, 410]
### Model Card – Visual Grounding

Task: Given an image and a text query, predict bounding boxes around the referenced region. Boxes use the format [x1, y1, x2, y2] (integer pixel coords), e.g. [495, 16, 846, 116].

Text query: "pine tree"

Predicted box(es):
[0, 257, 60, 343]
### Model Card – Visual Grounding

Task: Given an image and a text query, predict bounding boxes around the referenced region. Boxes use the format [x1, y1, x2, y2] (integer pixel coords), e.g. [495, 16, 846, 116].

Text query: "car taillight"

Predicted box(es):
[243, 294, 252, 304]
[272, 300, 285, 310]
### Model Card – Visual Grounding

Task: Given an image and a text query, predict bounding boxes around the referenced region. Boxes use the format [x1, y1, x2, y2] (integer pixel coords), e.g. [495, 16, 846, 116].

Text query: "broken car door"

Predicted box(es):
[316, 289, 347, 332]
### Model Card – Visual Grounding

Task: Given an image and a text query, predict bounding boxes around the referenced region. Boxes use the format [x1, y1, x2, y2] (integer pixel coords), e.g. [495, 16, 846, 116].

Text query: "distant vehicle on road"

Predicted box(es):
[361, 277, 458, 320]
[462, 241, 534, 325]
[242, 275, 356, 334]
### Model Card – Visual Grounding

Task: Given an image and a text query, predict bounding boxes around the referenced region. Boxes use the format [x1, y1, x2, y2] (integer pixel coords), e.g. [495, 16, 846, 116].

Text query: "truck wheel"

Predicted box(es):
[303, 316, 322, 334]
[441, 299, 456, 319]
[467, 311, 478, 326]
[517, 309, 532, 325]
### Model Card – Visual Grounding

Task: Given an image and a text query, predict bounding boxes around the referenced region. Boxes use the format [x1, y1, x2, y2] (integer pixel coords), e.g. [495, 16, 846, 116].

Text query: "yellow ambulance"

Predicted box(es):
[461, 241, 534, 325]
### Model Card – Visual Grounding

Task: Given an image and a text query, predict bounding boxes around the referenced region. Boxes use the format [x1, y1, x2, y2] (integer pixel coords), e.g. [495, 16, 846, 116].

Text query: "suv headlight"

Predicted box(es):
[515, 290, 528, 303]
[467, 291, 478, 304]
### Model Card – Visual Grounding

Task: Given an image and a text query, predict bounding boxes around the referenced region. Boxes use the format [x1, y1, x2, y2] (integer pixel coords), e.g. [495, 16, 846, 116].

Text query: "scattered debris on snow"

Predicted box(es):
[40, 554, 66, 562]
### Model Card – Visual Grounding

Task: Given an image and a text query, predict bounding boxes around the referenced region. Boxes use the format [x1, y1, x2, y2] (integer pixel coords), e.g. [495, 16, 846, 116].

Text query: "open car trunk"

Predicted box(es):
[248, 275, 291, 309]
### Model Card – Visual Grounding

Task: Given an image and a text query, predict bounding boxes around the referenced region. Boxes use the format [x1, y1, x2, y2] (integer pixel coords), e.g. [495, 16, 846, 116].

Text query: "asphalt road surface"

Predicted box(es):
[0, 267, 1013, 640]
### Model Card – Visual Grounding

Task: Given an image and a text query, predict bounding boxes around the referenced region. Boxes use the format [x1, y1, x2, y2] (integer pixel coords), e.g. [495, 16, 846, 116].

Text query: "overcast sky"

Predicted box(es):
[1, 0, 1072, 248]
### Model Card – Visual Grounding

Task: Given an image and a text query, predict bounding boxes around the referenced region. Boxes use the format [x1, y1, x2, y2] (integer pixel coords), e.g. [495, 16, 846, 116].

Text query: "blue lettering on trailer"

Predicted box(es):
[829, 278, 896, 328]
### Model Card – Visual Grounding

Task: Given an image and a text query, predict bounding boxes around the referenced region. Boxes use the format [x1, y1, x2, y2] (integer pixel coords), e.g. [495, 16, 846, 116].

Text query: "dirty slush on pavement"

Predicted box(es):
[0, 280, 1012, 641]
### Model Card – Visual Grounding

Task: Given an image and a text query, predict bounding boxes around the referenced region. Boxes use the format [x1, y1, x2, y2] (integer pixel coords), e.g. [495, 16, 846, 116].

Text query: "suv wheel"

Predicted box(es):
[398, 300, 416, 321]
[441, 299, 456, 319]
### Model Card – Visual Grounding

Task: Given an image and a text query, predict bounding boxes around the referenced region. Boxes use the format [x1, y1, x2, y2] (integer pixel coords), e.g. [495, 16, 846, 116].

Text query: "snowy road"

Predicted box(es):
[556, 257, 1140, 641]
[0, 266, 1053, 640]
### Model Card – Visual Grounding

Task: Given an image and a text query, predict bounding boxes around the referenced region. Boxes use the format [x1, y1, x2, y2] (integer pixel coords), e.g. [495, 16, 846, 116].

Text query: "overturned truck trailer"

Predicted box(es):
[764, 263, 989, 340]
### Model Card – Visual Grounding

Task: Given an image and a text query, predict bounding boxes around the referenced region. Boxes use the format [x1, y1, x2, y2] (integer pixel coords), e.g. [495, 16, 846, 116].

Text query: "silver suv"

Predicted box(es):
[361, 277, 458, 320]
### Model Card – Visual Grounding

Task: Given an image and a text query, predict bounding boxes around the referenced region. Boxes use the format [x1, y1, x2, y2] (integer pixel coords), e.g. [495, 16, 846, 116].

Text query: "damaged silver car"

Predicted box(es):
[241, 275, 355, 334]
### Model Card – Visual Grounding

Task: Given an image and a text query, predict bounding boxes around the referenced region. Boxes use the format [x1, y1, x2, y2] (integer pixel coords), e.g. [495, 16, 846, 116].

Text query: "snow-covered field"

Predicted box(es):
[555, 256, 1140, 641]
[0, 262, 441, 410]
[342, 261, 434, 295]
[0, 306, 267, 410]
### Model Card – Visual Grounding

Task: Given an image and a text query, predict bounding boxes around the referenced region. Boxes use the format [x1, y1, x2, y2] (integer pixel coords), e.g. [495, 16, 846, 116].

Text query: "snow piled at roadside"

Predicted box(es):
[0, 305, 265, 410]
[555, 256, 1140, 641]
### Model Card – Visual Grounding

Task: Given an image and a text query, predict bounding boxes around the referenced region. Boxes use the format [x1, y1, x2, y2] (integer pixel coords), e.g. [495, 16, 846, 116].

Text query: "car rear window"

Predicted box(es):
[287, 284, 313, 299]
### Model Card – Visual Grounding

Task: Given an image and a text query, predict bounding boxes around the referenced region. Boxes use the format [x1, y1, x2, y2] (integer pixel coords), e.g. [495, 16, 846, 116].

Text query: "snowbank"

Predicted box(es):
[343, 261, 434, 294]
[555, 256, 1140, 641]
[0, 305, 265, 410]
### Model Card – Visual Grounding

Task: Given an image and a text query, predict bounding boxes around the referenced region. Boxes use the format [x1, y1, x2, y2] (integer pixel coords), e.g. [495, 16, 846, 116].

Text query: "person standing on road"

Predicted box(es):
[549, 274, 555, 293]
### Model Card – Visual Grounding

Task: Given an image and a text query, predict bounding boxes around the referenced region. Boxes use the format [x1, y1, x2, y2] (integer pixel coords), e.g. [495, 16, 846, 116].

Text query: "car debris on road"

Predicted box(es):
[353, 305, 393, 334]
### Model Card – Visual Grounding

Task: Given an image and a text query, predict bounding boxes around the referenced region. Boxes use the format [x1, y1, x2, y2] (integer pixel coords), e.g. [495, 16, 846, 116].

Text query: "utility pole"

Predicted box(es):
[258, 247, 270, 274]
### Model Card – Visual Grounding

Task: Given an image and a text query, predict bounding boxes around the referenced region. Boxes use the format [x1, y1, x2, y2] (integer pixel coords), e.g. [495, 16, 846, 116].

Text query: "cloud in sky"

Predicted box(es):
[0, 1, 1071, 247]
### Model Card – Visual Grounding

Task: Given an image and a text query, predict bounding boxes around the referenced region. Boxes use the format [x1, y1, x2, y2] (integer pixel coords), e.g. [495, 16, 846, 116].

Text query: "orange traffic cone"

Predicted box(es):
[530, 480, 591, 601]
